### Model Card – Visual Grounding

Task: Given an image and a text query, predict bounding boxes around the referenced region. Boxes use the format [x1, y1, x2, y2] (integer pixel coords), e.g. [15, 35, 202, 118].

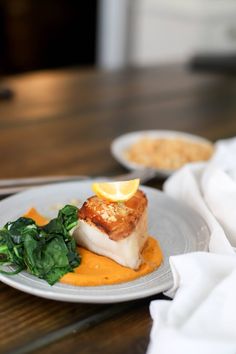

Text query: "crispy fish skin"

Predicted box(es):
[78, 190, 147, 241]
[73, 190, 148, 269]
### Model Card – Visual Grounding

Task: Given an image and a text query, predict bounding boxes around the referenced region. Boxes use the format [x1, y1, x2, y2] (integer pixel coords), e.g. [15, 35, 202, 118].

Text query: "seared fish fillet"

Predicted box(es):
[73, 190, 148, 269]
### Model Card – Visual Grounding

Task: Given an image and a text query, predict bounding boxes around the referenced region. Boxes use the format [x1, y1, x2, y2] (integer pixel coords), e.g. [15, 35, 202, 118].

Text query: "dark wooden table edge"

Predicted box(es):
[6, 294, 169, 354]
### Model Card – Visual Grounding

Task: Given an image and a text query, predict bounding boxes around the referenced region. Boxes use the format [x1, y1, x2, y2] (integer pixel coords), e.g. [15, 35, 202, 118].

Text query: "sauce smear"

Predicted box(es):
[24, 207, 48, 226]
[60, 237, 162, 286]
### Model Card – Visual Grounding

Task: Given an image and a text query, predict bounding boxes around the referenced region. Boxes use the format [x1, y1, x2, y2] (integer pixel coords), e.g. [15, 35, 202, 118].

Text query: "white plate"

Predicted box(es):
[0, 181, 210, 303]
[111, 130, 213, 178]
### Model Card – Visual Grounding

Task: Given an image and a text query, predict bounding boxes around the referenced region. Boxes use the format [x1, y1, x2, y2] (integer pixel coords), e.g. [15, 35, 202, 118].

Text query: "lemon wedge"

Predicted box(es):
[92, 179, 140, 202]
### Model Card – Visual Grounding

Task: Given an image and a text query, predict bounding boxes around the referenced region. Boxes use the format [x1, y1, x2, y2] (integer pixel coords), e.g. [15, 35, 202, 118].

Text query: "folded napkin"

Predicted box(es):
[147, 138, 236, 354]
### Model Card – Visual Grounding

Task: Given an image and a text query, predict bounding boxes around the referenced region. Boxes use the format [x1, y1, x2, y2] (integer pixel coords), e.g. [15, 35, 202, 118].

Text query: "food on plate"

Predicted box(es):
[125, 137, 214, 170]
[0, 181, 163, 286]
[73, 189, 148, 269]
[0, 205, 81, 285]
[21, 207, 162, 286]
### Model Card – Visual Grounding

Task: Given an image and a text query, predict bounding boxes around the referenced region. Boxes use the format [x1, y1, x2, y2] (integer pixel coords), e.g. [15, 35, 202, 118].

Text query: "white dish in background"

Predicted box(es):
[111, 130, 213, 178]
[0, 181, 210, 303]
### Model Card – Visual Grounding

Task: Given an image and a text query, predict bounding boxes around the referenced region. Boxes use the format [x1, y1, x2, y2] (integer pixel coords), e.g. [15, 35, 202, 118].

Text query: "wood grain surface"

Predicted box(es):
[0, 65, 236, 354]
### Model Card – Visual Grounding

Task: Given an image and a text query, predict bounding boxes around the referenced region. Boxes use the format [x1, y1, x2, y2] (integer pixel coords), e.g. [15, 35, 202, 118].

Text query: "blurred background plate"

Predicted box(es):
[111, 130, 213, 178]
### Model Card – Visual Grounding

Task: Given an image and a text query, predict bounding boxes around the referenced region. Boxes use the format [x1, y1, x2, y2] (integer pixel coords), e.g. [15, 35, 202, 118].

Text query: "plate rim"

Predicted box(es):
[0, 269, 174, 303]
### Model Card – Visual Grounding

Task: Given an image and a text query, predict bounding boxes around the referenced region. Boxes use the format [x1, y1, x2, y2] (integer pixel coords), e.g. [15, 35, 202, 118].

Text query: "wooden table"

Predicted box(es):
[0, 65, 236, 354]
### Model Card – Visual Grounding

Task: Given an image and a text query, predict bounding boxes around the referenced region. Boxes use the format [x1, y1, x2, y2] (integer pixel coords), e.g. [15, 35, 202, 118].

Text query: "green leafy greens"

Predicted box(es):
[0, 205, 81, 285]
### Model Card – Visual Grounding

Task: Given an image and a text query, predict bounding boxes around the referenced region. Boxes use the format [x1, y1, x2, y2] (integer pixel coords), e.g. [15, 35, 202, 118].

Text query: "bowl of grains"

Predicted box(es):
[111, 130, 214, 178]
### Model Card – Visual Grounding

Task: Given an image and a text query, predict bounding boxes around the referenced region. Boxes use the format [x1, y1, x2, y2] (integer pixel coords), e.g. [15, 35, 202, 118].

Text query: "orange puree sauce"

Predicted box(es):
[24, 207, 163, 286]
[60, 237, 162, 286]
[24, 207, 48, 226]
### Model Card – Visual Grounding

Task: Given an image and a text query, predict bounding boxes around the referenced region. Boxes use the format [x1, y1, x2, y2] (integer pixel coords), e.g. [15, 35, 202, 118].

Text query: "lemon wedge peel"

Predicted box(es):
[92, 179, 140, 202]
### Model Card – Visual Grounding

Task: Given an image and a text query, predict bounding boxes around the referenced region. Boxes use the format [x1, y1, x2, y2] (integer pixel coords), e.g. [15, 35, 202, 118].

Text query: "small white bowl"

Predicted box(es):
[111, 130, 214, 178]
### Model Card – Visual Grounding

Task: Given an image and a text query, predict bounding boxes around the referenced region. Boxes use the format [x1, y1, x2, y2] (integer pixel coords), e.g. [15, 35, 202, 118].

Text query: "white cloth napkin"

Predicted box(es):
[147, 138, 236, 354]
